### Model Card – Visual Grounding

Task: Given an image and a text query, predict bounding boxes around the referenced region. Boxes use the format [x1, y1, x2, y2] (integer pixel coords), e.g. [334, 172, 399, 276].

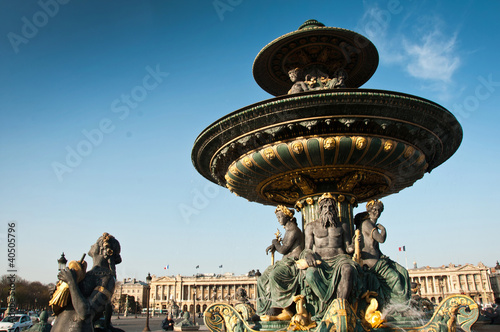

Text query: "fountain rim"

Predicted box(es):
[193, 88, 460, 146]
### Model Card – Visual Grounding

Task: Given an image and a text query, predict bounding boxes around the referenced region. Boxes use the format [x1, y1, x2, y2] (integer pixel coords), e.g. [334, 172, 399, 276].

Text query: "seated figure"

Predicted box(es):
[257, 205, 304, 320]
[175, 311, 195, 327]
[300, 193, 362, 320]
[354, 200, 411, 309]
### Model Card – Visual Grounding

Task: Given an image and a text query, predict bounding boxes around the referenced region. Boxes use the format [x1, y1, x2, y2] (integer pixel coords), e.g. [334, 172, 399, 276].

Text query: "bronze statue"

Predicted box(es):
[354, 200, 410, 308]
[287, 66, 347, 95]
[257, 205, 304, 321]
[410, 282, 434, 313]
[51, 233, 121, 332]
[300, 193, 361, 319]
[175, 311, 196, 327]
[28, 311, 52, 332]
[287, 68, 311, 94]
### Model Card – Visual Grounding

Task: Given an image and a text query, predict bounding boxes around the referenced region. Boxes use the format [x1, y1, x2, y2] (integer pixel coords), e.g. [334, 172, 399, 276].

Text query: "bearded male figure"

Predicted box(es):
[300, 193, 362, 320]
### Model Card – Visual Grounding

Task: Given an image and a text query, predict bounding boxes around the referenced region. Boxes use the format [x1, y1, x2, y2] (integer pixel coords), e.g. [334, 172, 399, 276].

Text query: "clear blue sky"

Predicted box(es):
[0, 0, 499, 284]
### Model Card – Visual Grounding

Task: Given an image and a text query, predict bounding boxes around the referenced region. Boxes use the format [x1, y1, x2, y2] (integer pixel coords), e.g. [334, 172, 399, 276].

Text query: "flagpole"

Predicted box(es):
[403, 247, 408, 271]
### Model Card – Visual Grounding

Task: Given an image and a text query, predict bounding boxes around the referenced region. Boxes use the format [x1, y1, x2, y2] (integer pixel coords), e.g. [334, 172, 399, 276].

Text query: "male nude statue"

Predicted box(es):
[300, 193, 360, 319]
[257, 205, 304, 320]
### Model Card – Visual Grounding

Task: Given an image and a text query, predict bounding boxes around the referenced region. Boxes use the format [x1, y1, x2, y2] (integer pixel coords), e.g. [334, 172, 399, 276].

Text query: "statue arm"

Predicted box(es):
[59, 269, 114, 321]
[265, 243, 275, 255]
[372, 224, 387, 243]
[273, 229, 300, 255]
[58, 268, 91, 321]
[303, 225, 317, 266]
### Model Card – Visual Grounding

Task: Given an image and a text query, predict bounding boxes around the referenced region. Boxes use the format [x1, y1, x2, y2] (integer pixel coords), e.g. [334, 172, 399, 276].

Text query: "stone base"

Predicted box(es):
[174, 326, 200, 331]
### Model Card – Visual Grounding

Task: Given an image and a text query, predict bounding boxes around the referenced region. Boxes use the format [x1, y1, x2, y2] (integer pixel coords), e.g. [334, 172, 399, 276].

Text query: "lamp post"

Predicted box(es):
[143, 273, 152, 332]
[58, 253, 67, 271]
[439, 277, 445, 301]
[117, 284, 123, 319]
[192, 286, 197, 325]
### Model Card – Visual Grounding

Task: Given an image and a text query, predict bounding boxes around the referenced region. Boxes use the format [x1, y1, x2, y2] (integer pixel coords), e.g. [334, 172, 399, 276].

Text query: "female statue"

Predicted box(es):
[51, 233, 121, 332]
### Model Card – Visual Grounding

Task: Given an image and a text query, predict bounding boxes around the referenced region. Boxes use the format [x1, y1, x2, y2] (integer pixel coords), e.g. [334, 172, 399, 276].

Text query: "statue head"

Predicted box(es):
[275, 205, 296, 226]
[288, 68, 303, 83]
[89, 232, 122, 276]
[366, 200, 384, 220]
[39, 311, 49, 323]
[235, 287, 248, 303]
[318, 193, 339, 227]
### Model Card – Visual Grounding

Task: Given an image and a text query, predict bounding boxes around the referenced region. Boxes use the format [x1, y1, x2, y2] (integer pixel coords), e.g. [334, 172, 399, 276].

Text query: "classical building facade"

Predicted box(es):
[111, 278, 148, 309]
[149, 273, 258, 315]
[489, 262, 500, 299]
[408, 262, 495, 305]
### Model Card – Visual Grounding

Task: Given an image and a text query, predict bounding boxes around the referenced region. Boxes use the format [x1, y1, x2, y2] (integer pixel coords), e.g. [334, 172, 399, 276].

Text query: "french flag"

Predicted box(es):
[399, 246, 406, 252]
[164, 265, 169, 270]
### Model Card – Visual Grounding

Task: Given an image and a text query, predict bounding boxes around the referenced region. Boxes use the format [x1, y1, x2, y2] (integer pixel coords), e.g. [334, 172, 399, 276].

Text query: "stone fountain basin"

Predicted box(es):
[192, 89, 462, 207]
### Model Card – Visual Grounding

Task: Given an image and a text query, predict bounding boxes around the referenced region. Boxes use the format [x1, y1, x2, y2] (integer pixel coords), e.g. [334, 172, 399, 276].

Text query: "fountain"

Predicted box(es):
[192, 20, 478, 332]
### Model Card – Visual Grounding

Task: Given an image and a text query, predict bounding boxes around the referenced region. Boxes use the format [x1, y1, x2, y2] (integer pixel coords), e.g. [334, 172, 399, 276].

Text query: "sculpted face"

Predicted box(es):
[367, 204, 382, 221]
[319, 198, 338, 227]
[321, 198, 335, 214]
[88, 241, 100, 258]
[288, 69, 299, 82]
[276, 211, 289, 226]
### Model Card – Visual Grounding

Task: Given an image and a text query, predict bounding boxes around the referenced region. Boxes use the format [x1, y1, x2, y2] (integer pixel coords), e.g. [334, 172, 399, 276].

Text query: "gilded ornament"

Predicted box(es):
[293, 176, 316, 195]
[230, 165, 239, 175]
[350, 197, 356, 204]
[337, 194, 345, 202]
[383, 140, 394, 152]
[275, 205, 294, 218]
[295, 201, 303, 211]
[264, 147, 276, 160]
[306, 197, 313, 205]
[416, 154, 426, 165]
[338, 172, 365, 192]
[225, 174, 235, 185]
[355, 137, 367, 150]
[291, 141, 304, 154]
[243, 156, 253, 168]
[404, 146, 415, 158]
[366, 199, 383, 210]
[324, 137, 336, 150]
[318, 192, 334, 203]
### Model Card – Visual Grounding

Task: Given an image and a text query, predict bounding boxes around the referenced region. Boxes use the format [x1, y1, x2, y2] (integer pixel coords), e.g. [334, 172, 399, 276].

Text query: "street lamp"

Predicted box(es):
[143, 273, 152, 332]
[193, 286, 197, 325]
[439, 277, 445, 301]
[58, 253, 67, 271]
[117, 284, 123, 319]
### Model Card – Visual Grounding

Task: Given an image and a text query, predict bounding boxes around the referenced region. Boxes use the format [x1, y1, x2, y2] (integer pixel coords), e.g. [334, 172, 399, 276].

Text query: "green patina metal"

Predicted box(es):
[204, 295, 479, 332]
